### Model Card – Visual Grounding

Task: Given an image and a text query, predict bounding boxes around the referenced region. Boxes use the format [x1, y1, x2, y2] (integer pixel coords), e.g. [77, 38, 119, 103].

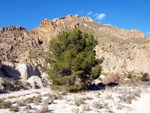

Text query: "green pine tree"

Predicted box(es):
[43, 28, 103, 92]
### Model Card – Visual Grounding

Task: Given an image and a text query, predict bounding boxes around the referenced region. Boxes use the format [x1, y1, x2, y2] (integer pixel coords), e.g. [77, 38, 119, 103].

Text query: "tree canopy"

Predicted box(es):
[43, 28, 103, 92]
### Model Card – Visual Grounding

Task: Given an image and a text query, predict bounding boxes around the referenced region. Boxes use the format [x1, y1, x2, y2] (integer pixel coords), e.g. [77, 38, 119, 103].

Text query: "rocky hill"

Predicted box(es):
[0, 14, 150, 76]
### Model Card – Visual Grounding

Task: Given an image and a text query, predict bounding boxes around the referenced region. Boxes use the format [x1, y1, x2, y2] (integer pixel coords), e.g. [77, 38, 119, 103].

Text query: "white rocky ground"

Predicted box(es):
[0, 81, 150, 113]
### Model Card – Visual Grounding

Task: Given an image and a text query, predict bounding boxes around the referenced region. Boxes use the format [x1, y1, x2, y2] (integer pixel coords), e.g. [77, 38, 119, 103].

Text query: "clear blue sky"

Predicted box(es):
[0, 0, 150, 36]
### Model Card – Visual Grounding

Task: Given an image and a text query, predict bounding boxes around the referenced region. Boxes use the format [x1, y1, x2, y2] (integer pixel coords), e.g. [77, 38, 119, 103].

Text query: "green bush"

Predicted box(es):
[44, 28, 103, 92]
[127, 73, 132, 79]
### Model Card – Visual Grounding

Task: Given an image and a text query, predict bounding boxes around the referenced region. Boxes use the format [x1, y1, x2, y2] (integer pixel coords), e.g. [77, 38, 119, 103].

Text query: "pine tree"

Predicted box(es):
[43, 28, 103, 92]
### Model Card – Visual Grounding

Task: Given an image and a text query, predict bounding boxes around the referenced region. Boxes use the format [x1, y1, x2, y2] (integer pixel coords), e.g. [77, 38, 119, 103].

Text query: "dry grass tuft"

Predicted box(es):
[0, 99, 12, 109]
[93, 101, 103, 109]
[74, 97, 85, 106]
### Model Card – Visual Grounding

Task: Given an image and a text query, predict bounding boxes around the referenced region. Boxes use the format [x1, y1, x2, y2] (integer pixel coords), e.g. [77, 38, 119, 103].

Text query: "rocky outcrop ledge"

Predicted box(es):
[0, 25, 25, 33]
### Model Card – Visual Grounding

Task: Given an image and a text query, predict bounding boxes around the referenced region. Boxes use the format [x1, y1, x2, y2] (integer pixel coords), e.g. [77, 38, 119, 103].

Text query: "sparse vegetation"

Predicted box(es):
[74, 97, 85, 106]
[34, 95, 42, 105]
[17, 100, 26, 106]
[127, 73, 133, 79]
[118, 91, 141, 104]
[93, 101, 103, 109]
[9, 59, 18, 63]
[8, 96, 16, 99]
[9, 105, 19, 112]
[82, 105, 90, 112]
[0, 99, 12, 109]
[72, 108, 80, 113]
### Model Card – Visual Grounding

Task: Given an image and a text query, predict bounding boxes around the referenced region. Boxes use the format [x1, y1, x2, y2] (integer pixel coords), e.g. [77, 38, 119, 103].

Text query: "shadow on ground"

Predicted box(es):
[86, 83, 119, 90]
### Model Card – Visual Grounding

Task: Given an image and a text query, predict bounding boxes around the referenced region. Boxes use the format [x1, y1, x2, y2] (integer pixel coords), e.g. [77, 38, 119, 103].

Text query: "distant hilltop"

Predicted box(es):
[30, 14, 145, 41]
[0, 14, 145, 40]
[52, 14, 93, 24]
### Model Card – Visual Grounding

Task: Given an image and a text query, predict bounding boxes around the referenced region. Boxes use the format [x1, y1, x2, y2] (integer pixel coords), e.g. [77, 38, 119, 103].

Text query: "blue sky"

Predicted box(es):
[0, 0, 150, 36]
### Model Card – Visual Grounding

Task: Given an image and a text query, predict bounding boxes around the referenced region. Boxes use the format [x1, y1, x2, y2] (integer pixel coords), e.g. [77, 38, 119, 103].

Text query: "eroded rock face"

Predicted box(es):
[96, 42, 150, 75]
[0, 26, 47, 65]
[1, 62, 41, 80]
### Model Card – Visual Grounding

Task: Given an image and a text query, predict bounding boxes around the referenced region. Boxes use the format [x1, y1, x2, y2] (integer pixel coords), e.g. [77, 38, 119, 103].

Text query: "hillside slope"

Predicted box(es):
[0, 14, 150, 75]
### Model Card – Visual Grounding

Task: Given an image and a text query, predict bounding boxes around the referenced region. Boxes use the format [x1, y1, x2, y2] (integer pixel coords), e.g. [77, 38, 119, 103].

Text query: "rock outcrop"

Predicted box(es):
[0, 25, 25, 33]
[96, 42, 150, 75]
[27, 76, 43, 88]
[30, 18, 59, 40]
[1, 61, 41, 80]
[0, 25, 47, 66]
[31, 14, 93, 40]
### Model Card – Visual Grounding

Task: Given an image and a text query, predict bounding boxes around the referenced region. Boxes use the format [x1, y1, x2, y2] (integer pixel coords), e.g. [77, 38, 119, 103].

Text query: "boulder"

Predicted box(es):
[27, 76, 43, 88]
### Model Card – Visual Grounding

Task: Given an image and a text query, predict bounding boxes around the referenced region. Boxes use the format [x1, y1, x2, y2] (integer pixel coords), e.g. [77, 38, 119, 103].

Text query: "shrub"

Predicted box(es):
[34, 96, 42, 105]
[141, 73, 150, 82]
[24, 97, 34, 104]
[74, 97, 85, 106]
[82, 105, 90, 112]
[9, 59, 18, 63]
[127, 73, 133, 79]
[43, 28, 103, 92]
[17, 100, 26, 106]
[0, 100, 12, 109]
[62, 91, 67, 95]
[9, 106, 19, 112]
[93, 101, 103, 109]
